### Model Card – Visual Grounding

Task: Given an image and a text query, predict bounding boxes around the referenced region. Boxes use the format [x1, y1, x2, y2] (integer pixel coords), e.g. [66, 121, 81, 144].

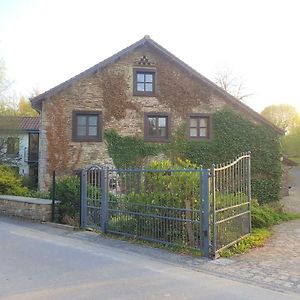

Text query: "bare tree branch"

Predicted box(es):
[214, 67, 253, 101]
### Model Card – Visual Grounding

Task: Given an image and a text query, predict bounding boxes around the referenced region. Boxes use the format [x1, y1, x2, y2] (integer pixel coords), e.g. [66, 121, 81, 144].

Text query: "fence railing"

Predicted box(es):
[80, 153, 251, 258]
[81, 166, 211, 256]
[211, 152, 251, 256]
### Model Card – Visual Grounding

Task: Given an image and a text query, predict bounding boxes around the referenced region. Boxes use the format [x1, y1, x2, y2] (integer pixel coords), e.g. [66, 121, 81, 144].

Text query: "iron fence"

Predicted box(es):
[81, 166, 210, 255]
[80, 153, 251, 258]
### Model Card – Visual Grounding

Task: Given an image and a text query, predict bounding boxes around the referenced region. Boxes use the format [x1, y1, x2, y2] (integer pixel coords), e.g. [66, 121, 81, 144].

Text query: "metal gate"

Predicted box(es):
[80, 153, 251, 258]
[211, 152, 251, 257]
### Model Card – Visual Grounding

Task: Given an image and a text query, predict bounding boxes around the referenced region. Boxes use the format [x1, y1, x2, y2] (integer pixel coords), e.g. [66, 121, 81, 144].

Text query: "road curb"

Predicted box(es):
[43, 222, 78, 231]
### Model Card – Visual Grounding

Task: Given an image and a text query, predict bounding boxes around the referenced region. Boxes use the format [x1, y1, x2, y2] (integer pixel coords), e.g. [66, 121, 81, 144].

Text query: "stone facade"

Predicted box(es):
[0, 195, 52, 222]
[38, 44, 268, 190]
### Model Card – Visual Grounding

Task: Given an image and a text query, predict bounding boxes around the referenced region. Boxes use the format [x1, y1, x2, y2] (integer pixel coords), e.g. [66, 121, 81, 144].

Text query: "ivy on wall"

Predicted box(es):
[104, 129, 160, 168]
[104, 109, 282, 203]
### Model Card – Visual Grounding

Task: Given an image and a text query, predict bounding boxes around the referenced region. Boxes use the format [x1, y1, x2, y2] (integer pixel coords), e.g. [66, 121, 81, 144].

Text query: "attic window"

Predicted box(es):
[133, 68, 156, 96]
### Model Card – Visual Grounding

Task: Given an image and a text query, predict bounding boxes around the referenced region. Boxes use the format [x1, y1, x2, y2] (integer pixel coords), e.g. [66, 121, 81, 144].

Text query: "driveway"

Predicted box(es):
[192, 166, 300, 293]
[0, 217, 299, 300]
[281, 166, 300, 213]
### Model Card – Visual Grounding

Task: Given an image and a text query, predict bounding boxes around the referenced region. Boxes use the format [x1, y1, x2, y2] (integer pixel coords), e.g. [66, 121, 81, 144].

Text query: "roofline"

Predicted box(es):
[30, 36, 284, 135]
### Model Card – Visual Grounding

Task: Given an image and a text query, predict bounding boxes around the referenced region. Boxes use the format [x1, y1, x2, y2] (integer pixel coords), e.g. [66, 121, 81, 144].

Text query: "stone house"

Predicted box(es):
[0, 116, 39, 184]
[31, 36, 283, 191]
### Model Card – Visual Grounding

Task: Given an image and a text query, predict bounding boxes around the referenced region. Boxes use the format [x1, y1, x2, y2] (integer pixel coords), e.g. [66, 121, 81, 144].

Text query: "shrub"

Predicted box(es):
[26, 189, 50, 199]
[53, 176, 80, 224]
[251, 200, 300, 228]
[0, 164, 28, 196]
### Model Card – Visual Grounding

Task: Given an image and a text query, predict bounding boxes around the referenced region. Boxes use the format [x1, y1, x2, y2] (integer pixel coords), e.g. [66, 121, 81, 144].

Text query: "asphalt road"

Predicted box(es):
[0, 217, 299, 300]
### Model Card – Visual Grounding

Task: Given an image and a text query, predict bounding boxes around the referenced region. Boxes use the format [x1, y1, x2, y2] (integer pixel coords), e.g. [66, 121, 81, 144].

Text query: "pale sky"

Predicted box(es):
[0, 0, 299, 113]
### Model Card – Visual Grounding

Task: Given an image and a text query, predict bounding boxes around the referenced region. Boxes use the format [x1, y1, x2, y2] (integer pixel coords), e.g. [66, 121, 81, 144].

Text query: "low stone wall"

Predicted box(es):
[0, 195, 52, 222]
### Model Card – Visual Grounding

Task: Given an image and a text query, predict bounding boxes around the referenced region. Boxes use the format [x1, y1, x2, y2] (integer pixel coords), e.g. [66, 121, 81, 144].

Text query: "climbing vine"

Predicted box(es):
[104, 109, 282, 203]
[104, 129, 160, 168]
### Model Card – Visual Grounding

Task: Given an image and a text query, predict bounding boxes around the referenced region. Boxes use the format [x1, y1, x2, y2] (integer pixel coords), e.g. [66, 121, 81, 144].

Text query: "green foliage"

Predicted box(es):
[52, 176, 80, 223]
[0, 164, 28, 196]
[26, 189, 50, 199]
[220, 228, 271, 257]
[251, 200, 300, 229]
[282, 133, 300, 158]
[104, 129, 160, 168]
[104, 109, 282, 203]
[168, 109, 282, 203]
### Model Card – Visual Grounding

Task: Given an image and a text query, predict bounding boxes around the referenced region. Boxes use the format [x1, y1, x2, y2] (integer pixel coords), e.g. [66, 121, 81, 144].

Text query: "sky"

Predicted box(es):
[0, 0, 299, 113]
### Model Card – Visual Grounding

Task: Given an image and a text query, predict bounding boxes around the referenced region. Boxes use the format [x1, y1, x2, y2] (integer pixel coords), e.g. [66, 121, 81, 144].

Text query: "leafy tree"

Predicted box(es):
[261, 104, 300, 133]
[17, 96, 38, 116]
[0, 58, 37, 116]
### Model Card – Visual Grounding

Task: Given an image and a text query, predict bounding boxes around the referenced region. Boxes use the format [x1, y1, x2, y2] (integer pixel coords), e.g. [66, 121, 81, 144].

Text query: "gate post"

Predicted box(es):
[211, 164, 216, 258]
[247, 152, 252, 234]
[80, 170, 87, 228]
[202, 169, 210, 258]
[101, 168, 109, 233]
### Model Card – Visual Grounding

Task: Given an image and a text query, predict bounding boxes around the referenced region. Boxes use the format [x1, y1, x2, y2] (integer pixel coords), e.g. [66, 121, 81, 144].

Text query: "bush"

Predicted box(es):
[0, 164, 28, 196]
[53, 176, 80, 224]
[251, 200, 300, 229]
[26, 189, 50, 199]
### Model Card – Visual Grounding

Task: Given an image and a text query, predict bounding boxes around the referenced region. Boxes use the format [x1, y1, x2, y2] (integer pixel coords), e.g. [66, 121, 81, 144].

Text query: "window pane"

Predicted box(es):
[137, 73, 145, 82]
[88, 116, 97, 126]
[7, 137, 19, 155]
[159, 127, 167, 137]
[77, 126, 86, 136]
[137, 83, 145, 91]
[88, 126, 97, 136]
[145, 74, 153, 83]
[199, 128, 207, 137]
[199, 118, 208, 127]
[145, 83, 153, 92]
[77, 116, 86, 126]
[148, 117, 156, 136]
[190, 118, 198, 127]
[158, 117, 166, 127]
[190, 128, 198, 137]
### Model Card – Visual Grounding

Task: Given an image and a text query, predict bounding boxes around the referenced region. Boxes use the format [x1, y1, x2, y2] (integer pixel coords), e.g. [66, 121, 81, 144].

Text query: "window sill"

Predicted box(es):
[72, 138, 102, 142]
[133, 91, 156, 97]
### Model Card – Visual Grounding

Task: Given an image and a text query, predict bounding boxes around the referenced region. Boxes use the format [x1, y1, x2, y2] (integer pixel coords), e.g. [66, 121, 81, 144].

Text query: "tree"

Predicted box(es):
[0, 58, 11, 96]
[214, 67, 252, 101]
[0, 58, 37, 117]
[261, 104, 300, 133]
[17, 96, 38, 117]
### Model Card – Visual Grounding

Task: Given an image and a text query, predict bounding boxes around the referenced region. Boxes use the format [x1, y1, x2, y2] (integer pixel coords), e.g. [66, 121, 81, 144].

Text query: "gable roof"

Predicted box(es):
[0, 116, 40, 132]
[30, 35, 284, 135]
